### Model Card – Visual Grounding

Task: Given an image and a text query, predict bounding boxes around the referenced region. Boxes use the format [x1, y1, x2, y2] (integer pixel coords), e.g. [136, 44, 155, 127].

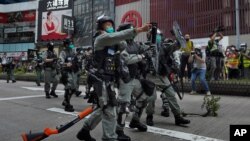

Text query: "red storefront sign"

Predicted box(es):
[23, 11, 36, 22]
[121, 10, 142, 28]
[0, 10, 35, 23]
[0, 13, 8, 23]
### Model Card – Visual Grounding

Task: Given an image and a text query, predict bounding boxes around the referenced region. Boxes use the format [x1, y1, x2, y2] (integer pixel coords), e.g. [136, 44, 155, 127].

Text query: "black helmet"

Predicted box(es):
[63, 38, 71, 46]
[47, 42, 54, 48]
[117, 23, 133, 31]
[96, 15, 114, 30]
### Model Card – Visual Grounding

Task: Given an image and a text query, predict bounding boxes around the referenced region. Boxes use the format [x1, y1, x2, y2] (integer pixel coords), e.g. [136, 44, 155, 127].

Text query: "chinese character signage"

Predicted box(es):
[37, 0, 74, 41]
[47, 0, 70, 10]
[61, 15, 74, 34]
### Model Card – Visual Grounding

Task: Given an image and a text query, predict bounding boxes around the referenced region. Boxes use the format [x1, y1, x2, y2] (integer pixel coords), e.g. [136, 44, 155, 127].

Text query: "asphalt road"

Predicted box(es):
[0, 80, 249, 141]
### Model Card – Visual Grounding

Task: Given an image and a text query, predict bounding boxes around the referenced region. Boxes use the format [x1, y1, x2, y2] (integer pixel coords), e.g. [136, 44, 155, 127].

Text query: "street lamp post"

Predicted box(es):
[235, 0, 240, 49]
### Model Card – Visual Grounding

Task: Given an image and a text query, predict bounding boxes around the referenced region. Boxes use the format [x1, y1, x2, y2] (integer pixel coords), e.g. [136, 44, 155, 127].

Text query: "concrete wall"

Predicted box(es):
[228, 34, 250, 48]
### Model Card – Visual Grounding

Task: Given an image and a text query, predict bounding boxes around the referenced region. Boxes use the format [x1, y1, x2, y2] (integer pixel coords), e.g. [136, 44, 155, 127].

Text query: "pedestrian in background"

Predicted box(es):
[189, 45, 211, 96]
[180, 34, 194, 81]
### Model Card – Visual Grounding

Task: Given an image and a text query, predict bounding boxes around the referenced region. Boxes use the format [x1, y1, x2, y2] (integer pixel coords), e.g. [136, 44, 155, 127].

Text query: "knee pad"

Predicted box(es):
[118, 102, 129, 114]
[117, 103, 129, 126]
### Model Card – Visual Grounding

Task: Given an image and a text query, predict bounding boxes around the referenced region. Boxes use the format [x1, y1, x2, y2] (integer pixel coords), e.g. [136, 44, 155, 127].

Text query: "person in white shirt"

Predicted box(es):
[188, 45, 211, 96]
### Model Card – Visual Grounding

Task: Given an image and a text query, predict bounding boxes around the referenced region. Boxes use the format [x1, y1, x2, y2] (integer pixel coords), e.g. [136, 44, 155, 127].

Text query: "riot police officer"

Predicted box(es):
[6, 56, 16, 83]
[76, 15, 151, 141]
[75, 48, 85, 97]
[60, 39, 79, 112]
[2, 52, 16, 83]
[115, 23, 158, 141]
[34, 52, 43, 86]
[150, 37, 191, 126]
[83, 47, 94, 99]
[43, 42, 59, 99]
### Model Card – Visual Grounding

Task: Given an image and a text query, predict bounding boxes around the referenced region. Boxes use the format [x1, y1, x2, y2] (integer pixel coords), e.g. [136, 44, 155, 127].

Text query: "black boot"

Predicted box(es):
[161, 109, 170, 117]
[129, 119, 147, 132]
[45, 92, 51, 99]
[12, 80, 16, 83]
[75, 91, 82, 97]
[36, 81, 41, 86]
[50, 90, 58, 98]
[175, 116, 190, 125]
[116, 130, 131, 141]
[84, 92, 90, 99]
[63, 90, 74, 112]
[146, 115, 154, 126]
[76, 128, 96, 141]
[62, 90, 70, 106]
[64, 104, 74, 112]
[62, 100, 67, 106]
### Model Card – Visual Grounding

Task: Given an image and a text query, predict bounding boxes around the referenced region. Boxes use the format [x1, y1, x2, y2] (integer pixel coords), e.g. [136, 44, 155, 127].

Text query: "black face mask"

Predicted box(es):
[48, 46, 54, 51]
[185, 39, 190, 41]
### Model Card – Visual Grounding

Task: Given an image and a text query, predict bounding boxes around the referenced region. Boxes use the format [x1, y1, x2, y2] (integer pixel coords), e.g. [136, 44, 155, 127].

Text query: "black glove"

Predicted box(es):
[142, 50, 153, 59]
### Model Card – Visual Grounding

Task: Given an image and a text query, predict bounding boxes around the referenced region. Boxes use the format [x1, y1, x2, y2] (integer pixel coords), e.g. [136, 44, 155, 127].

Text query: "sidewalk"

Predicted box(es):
[1, 73, 250, 96]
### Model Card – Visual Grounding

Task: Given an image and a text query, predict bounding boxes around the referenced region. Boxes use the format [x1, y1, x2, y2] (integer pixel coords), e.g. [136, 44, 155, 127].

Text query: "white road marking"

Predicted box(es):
[125, 124, 225, 141]
[22, 87, 65, 93]
[0, 95, 47, 101]
[0, 87, 64, 101]
[0, 94, 64, 101]
[47, 107, 80, 117]
[47, 107, 91, 119]
[47, 107, 225, 141]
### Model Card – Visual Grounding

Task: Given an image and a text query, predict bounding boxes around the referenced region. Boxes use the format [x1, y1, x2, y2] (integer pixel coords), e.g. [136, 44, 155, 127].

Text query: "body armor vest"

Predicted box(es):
[126, 41, 141, 78]
[44, 50, 57, 68]
[36, 57, 43, 69]
[94, 46, 117, 76]
[158, 45, 175, 76]
[64, 49, 79, 72]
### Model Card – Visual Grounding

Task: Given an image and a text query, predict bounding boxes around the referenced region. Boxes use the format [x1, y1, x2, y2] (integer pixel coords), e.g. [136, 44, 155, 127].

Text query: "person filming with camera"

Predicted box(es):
[188, 45, 211, 96]
[207, 26, 224, 81]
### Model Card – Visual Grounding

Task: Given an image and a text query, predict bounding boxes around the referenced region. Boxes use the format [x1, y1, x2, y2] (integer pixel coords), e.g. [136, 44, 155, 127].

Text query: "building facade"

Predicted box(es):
[1, 0, 250, 57]
[0, 0, 37, 58]
[116, 0, 250, 48]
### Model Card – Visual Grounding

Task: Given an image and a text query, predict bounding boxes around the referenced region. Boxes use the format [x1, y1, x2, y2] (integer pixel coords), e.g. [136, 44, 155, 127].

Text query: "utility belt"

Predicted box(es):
[44, 66, 56, 70]
[44, 62, 56, 69]
[62, 67, 78, 73]
[96, 72, 115, 82]
[88, 72, 117, 107]
[35, 65, 43, 70]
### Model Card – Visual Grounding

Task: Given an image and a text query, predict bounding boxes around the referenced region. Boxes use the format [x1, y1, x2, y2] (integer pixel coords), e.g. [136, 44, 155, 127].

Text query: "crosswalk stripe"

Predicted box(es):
[0, 94, 64, 101]
[46, 107, 225, 141]
[21, 87, 65, 93]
